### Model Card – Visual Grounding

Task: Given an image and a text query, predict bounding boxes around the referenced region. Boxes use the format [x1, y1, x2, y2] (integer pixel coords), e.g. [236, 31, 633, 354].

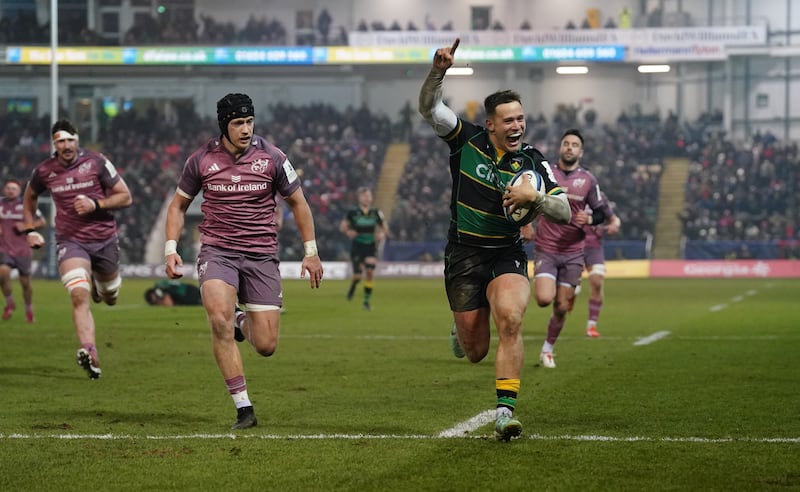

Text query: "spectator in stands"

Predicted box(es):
[317, 8, 332, 44]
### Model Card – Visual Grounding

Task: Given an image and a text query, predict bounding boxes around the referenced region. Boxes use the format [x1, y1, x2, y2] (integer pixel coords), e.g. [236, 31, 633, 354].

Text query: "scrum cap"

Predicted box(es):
[217, 93, 254, 138]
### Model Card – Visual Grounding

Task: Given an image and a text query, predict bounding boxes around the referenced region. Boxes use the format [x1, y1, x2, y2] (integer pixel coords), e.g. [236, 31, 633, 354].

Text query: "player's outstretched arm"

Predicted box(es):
[419, 38, 459, 137]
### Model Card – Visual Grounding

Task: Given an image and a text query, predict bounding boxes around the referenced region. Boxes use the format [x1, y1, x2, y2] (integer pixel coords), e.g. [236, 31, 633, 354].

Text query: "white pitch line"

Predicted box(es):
[633, 330, 671, 346]
[2, 432, 798, 444]
[525, 434, 800, 444]
[437, 409, 496, 438]
[710, 289, 758, 312]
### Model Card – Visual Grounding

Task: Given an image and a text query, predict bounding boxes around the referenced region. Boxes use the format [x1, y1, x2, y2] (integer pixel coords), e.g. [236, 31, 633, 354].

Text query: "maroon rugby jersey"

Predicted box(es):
[177, 135, 301, 255]
[535, 166, 605, 254]
[28, 149, 123, 242]
[0, 196, 43, 257]
[583, 192, 615, 249]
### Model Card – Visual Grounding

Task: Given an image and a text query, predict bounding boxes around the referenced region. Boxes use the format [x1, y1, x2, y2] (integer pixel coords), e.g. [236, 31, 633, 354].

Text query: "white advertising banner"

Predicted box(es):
[348, 26, 767, 48]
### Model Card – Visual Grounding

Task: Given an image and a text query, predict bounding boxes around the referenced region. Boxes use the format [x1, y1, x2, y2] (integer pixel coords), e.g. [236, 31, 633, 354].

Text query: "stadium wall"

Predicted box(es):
[76, 259, 797, 280]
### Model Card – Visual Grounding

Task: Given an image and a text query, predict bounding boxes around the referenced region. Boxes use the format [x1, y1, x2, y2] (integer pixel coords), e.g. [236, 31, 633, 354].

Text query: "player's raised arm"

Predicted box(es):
[419, 38, 459, 137]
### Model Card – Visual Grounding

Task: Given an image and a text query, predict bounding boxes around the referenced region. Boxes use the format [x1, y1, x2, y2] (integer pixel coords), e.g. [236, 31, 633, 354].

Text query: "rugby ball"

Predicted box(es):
[504, 170, 546, 225]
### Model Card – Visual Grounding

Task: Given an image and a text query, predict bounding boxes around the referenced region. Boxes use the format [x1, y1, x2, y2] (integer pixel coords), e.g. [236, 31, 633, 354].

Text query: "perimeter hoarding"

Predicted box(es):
[4, 44, 625, 66]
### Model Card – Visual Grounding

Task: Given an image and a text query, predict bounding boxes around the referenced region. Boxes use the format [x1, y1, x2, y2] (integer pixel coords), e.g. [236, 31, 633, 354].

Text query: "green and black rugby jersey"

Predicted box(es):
[441, 118, 563, 248]
[344, 207, 385, 245]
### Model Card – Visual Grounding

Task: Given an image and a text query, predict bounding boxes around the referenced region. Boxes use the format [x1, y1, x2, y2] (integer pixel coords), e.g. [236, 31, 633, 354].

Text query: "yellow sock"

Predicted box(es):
[496, 378, 520, 411]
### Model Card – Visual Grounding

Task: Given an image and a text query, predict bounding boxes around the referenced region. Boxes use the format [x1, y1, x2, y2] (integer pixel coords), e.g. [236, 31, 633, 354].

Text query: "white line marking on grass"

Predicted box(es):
[275, 334, 629, 341]
[2, 432, 798, 444]
[437, 409, 495, 438]
[633, 331, 671, 346]
[525, 434, 800, 444]
[710, 289, 759, 312]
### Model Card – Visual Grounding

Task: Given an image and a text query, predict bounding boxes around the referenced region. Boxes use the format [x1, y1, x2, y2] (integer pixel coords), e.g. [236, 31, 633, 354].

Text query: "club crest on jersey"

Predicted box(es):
[509, 157, 523, 172]
[78, 162, 92, 174]
[251, 158, 269, 174]
[572, 178, 586, 189]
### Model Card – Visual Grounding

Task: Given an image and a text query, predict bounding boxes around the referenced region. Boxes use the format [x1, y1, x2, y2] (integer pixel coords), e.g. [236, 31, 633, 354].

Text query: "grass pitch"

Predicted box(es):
[1, 277, 798, 491]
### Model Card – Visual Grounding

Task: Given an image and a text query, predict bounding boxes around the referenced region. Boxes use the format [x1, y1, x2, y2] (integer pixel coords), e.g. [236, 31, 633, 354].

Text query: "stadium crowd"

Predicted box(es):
[0, 100, 391, 263]
[391, 104, 669, 250]
[681, 130, 799, 246]
[0, 4, 672, 46]
[2, 100, 798, 264]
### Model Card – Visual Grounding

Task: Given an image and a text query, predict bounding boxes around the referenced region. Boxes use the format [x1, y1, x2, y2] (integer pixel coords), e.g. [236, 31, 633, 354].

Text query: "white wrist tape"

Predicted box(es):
[164, 239, 178, 257]
[304, 240, 318, 257]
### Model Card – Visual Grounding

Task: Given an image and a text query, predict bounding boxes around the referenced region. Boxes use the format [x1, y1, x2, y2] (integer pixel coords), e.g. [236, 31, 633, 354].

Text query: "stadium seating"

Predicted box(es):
[2, 98, 797, 263]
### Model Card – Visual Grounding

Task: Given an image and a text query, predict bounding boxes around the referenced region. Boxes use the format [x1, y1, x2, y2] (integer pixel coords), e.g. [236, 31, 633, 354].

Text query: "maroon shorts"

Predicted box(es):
[0, 253, 33, 276]
[196, 244, 282, 306]
[583, 245, 605, 269]
[533, 249, 584, 288]
[57, 236, 120, 276]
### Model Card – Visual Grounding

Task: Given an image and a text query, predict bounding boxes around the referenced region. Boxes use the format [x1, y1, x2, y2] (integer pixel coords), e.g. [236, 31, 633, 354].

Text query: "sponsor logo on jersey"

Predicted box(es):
[209, 163, 220, 173]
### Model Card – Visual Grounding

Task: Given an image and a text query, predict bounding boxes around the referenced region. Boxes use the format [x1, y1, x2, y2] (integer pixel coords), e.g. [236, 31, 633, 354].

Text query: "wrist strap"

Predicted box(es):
[164, 239, 178, 257]
[304, 240, 318, 257]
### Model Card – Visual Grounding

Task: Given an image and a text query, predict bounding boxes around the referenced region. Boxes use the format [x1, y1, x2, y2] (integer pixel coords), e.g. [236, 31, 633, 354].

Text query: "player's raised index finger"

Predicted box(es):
[450, 38, 460, 55]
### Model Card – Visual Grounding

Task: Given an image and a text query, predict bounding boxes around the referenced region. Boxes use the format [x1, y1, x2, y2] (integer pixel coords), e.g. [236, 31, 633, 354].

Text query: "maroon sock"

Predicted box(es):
[546, 316, 565, 345]
[588, 299, 603, 325]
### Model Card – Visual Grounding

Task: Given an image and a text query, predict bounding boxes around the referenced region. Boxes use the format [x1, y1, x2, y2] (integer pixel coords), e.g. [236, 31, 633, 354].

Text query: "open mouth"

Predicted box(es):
[507, 132, 522, 148]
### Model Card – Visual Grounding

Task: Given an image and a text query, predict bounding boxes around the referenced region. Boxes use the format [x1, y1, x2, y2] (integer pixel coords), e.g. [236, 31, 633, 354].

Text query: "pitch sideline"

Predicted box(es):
[1, 431, 798, 443]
